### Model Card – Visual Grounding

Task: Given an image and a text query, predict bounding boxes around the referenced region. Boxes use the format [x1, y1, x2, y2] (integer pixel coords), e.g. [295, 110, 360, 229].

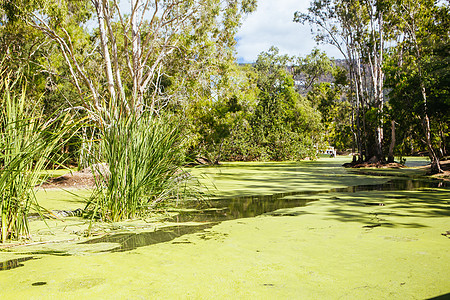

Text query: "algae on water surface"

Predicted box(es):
[1, 157, 448, 299]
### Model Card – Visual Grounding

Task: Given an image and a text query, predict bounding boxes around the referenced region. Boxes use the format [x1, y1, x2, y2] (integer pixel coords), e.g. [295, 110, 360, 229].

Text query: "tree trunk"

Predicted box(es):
[440, 123, 447, 157]
[102, 0, 127, 111]
[423, 111, 443, 174]
[93, 0, 116, 107]
[416, 42, 442, 173]
[388, 120, 395, 163]
[349, 65, 357, 163]
[354, 55, 364, 162]
[365, 6, 385, 162]
[131, 0, 143, 115]
[351, 104, 357, 163]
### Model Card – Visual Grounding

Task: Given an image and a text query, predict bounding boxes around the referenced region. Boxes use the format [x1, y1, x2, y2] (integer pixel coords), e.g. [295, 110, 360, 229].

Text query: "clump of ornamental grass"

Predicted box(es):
[0, 74, 78, 243]
[85, 112, 190, 222]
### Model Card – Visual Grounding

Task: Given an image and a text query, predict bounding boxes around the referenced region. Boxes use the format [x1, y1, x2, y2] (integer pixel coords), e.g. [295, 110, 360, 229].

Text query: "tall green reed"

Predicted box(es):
[0, 74, 78, 243]
[85, 112, 189, 222]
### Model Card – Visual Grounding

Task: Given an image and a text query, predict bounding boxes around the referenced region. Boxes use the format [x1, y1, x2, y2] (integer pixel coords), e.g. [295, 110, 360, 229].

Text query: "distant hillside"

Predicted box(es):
[239, 59, 348, 94]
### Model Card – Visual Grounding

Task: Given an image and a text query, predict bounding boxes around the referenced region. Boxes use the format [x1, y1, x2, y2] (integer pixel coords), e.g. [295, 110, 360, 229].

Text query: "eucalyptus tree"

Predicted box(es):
[295, 0, 392, 162]
[4, 0, 256, 122]
[361, 0, 387, 161]
[2, 0, 258, 220]
[295, 0, 363, 161]
[385, 0, 447, 173]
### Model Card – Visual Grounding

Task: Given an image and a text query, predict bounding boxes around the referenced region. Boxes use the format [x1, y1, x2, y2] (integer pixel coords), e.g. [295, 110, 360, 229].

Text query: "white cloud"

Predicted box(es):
[236, 0, 343, 63]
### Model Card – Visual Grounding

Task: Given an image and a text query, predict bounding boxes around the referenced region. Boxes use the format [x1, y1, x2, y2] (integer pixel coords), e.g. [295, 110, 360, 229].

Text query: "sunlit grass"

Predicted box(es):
[85, 113, 190, 222]
[0, 72, 79, 243]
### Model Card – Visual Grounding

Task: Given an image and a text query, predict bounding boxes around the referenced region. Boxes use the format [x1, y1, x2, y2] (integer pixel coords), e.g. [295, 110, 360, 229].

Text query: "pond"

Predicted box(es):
[1, 157, 449, 299]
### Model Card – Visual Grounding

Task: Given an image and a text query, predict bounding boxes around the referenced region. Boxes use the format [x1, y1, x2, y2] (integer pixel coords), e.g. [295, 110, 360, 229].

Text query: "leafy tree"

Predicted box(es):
[294, 48, 352, 152]
[3, 0, 257, 120]
[181, 65, 258, 163]
[251, 47, 323, 160]
[295, 0, 393, 162]
[385, 0, 449, 172]
[295, 47, 334, 91]
[307, 82, 352, 151]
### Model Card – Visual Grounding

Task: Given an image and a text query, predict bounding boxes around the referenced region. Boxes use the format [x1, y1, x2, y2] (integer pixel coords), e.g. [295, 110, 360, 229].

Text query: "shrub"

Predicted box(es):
[85, 113, 188, 222]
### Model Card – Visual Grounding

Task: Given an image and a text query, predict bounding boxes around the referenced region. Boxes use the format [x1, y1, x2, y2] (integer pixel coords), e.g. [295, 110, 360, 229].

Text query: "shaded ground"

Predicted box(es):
[40, 170, 96, 189]
[345, 161, 405, 169]
[426, 160, 450, 179]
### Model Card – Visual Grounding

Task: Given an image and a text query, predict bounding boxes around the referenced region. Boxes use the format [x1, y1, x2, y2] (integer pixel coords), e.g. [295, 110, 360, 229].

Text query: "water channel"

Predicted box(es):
[2, 176, 447, 269]
[1, 158, 449, 299]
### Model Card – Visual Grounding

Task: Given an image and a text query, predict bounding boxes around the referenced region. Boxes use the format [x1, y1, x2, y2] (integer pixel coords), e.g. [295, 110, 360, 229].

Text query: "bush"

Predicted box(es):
[85, 113, 188, 222]
[0, 75, 76, 242]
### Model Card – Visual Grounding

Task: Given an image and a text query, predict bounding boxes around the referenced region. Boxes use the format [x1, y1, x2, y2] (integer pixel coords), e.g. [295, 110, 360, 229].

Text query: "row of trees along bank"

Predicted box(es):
[0, 0, 449, 241]
[295, 0, 449, 173]
[1, 1, 447, 169]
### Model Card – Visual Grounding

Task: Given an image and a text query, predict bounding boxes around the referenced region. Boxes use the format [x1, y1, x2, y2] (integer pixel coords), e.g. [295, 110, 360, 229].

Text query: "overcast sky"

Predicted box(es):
[235, 0, 343, 63]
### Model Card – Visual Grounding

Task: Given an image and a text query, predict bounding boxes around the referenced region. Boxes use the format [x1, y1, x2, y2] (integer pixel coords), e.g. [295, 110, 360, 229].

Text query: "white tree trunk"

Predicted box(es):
[131, 0, 143, 115]
[93, 0, 116, 110]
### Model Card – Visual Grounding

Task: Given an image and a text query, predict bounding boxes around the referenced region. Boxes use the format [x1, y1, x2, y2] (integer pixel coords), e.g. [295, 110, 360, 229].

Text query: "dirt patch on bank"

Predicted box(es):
[425, 160, 450, 179]
[344, 159, 450, 180]
[40, 164, 108, 189]
[343, 161, 405, 169]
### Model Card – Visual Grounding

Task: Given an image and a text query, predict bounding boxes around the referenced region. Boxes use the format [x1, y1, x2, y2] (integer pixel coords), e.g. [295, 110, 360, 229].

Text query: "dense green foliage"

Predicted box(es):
[174, 47, 325, 162]
[0, 0, 448, 234]
[384, 0, 450, 160]
[250, 48, 323, 160]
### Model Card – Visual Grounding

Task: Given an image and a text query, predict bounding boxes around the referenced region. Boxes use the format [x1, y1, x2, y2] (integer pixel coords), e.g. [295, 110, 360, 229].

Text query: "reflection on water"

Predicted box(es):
[80, 223, 216, 252]
[175, 178, 447, 222]
[0, 256, 36, 271]
[79, 178, 448, 252]
[172, 197, 316, 223]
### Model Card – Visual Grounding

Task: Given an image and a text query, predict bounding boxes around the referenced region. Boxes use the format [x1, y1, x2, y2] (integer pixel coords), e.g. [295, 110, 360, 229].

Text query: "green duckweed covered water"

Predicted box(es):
[1, 157, 449, 299]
